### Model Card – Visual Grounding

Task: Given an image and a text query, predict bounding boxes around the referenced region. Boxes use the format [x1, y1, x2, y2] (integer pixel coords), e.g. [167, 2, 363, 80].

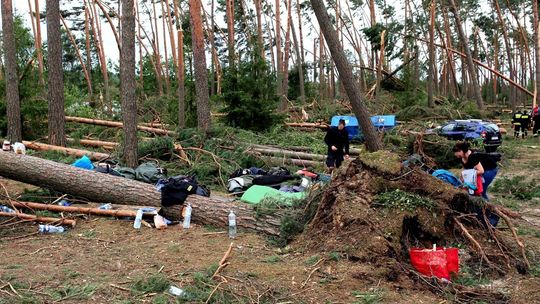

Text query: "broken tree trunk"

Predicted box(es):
[262, 156, 321, 167]
[66, 138, 118, 150]
[0, 211, 76, 227]
[65, 116, 177, 137]
[23, 141, 110, 161]
[0, 152, 282, 235]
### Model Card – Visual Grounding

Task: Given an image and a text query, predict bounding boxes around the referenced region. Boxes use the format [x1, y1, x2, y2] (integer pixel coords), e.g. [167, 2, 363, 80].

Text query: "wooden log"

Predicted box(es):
[65, 116, 177, 137]
[285, 122, 329, 129]
[8, 201, 139, 218]
[250, 143, 361, 156]
[0, 152, 282, 235]
[251, 147, 327, 161]
[66, 138, 118, 150]
[0, 211, 76, 227]
[265, 156, 321, 167]
[22, 141, 110, 161]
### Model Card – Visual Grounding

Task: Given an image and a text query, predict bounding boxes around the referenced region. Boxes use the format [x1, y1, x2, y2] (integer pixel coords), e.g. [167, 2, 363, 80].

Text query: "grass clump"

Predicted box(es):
[305, 255, 321, 266]
[373, 189, 436, 212]
[352, 288, 384, 304]
[50, 284, 98, 301]
[131, 273, 170, 294]
[264, 255, 282, 263]
[492, 176, 540, 200]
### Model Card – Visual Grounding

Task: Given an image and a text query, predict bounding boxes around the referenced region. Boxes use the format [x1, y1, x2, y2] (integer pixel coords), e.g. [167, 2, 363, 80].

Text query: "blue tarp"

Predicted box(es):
[330, 115, 396, 140]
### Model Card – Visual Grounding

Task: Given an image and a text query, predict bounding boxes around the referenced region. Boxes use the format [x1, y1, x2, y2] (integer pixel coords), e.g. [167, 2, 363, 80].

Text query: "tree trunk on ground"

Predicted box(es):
[120, 0, 138, 168]
[448, 0, 484, 110]
[23, 140, 111, 161]
[0, 153, 282, 236]
[189, 0, 211, 130]
[309, 0, 382, 152]
[1, 0, 22, 142]
[534, 0, 540, 106]
[427, 0, 436, 108]
[43, 7, 68, 149]
[65, 116, 177, 136]
[0, 211, 76, 227]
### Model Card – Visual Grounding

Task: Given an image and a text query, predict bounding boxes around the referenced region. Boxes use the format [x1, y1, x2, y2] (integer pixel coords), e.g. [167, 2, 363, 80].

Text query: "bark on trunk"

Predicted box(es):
[189, 0, 212, 130]
[226, 0, 235, 67]
[1, 0, 22, 142]
[0, 152, 281, 235]
[120, 0, 138, 168]
[448, 0, 484, 109]
[309, 0, 382, 152]
[493, 0, 516, 111]
[251, 147, 326, 161]
[178, 29, 186, 127]
[534, 0, 540, 106]
[427, 0, 436, 108]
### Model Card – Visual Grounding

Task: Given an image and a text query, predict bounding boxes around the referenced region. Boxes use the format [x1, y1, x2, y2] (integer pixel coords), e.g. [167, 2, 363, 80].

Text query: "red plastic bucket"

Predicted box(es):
[409, 247, 459, 280]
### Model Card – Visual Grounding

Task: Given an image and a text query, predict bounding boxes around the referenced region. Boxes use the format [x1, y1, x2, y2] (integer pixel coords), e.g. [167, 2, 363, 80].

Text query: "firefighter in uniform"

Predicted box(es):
[519, 111, 531, 138]
[512, 111, 523, 138]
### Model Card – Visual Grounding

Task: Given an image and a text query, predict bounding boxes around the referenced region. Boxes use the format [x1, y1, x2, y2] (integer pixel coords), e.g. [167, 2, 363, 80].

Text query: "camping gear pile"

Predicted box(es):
[72, 156, 210, 212]
[227, 166, 329, 205]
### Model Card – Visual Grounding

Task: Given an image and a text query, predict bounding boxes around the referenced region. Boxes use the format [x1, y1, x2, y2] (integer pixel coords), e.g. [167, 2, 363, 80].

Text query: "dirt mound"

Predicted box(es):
[297, 151, 530, 302]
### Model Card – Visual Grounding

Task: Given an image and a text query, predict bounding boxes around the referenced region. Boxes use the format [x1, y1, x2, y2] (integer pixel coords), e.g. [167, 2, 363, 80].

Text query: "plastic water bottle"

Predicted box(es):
[133, 209, 143, 229]
[0, 205, 16, 213]
[98, 203, 112, 210]
[228, 210, 237, 239]
[38, 225, 65, 234]
[58, 200, 71, 207]
[168, 285, 185, 296]
[182, 204, 192, 229]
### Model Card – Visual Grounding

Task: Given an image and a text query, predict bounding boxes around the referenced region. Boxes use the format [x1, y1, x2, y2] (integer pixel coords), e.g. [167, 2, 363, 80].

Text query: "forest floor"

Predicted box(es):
[1, 137, 540, 304]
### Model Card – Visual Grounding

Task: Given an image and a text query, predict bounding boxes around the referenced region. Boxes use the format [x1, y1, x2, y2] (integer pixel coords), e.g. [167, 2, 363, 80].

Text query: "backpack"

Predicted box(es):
[135, 162, 167, 183]
[268, 166, 290, 176]
[158, 176, 199, 207]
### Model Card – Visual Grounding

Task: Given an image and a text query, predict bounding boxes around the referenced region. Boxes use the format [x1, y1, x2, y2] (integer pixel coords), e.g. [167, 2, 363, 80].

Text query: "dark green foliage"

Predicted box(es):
[362, 22, 403, 59]
[373, 189, 436, 212]
[492, 176, 540, 200]
[219, 51, 283, 131]
[137, 137, 175, 160]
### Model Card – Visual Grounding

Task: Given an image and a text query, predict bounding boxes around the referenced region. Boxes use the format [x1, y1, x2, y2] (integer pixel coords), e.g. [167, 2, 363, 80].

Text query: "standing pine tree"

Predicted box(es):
[220, 49, 283, 132]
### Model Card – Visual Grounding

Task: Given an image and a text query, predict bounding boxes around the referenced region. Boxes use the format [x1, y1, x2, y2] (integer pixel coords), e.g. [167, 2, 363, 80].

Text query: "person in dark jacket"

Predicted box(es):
[324, 119, 350, 171]
[453, 141, 498, 201]
[533, 110, 540, 137]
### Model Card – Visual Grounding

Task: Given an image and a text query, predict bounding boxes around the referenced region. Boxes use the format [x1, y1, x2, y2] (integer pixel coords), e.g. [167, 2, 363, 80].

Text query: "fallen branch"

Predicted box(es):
[301, 267, 320, 289]
[66, 138, 118, 150]
[493, 208, 530, 268]
[0, 211, 76, 227]
[7, 201, 139, 218]
[212, 242, 234, 279]
[454, 218, 493, 267]
[23, 141, 110, 161]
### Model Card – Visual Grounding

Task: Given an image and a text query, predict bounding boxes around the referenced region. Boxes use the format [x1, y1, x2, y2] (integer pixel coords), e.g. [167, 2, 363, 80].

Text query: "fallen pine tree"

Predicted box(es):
[23, 141, 111, 161]
[0, 211, 76, 227]
[0, 152, 283, 235]
[65, 116, 177, 137]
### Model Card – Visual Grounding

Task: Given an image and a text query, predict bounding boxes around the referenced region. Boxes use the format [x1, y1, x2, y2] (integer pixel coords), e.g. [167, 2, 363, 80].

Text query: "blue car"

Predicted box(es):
[436, 119, 502, 152]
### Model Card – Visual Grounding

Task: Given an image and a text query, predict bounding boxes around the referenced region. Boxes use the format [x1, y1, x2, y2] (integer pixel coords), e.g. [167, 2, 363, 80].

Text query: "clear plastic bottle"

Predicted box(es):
[98, 203, 112, 210]
[0, 205, 16, 213]
[133, 209, 143, 229]
[38, 225, 65, 234]
[228, 210, 237, 239]
[182, 204, 192, 229]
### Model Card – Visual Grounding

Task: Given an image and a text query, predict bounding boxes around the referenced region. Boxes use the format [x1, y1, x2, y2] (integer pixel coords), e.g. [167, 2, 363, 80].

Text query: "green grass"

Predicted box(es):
[492, 176, 540, 200]
[82, 230, 97, 238]
[452, 265, 490, 287]
[373, 189, 436, 212]
[264, 255, 282, 263]
[305, 255, 321, 266]
[328, 252, 342, 262]
[352, 288, 384, 304]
